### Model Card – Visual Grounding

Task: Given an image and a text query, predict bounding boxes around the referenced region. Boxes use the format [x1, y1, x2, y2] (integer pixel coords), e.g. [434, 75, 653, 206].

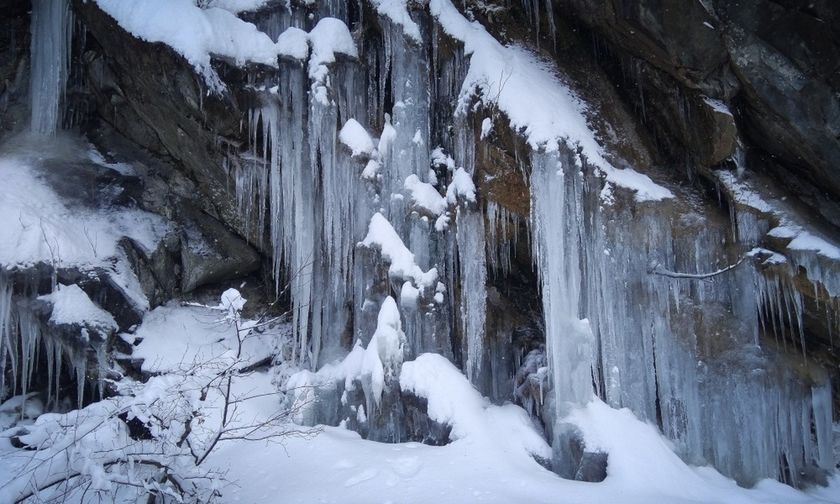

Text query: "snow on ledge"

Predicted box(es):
[400, 353, 551, 459]
[38, 284, 117, 334]
[94, 0, 280, 91]
[717, 170, 840, 295]
[428, 0, 673, 203]
[339, 119, 375, 157]
[404, 175, 447, 215]
[359, 213, 438, 290]
[369, 0, 422, 42]
[206, 0, 271, 14]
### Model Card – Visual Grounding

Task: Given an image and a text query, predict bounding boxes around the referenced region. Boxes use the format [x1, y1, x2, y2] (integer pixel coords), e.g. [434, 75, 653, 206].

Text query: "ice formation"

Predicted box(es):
[4, 0, 838, 496]
[222, 0, 838, 487]
[29, 0, 72, 135]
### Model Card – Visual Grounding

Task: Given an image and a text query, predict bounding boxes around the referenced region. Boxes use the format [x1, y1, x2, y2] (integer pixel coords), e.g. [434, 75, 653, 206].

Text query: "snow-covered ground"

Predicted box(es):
[1, 293, 838, 503]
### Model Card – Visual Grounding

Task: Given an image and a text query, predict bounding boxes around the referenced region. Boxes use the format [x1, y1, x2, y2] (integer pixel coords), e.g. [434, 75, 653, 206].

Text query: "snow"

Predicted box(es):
[361, 297, 406, 405]
[369, 0, 422, 42]
[237, 355, 840, 504]
[480, 117, 494, 139]
[428, 0, 673, 202]
[360, 213, 439, 290]
[206, 0, 270, 13]
[38, 284, 117, 333]
[339, 119, 375, 157]
[129, 301, 276, 374]
[400, 281, 420, 307]
[404, 174, 447, 215]
[431, 146, 456, 171]
[565, 399, 839, 503]
[703, 96, 732, 116]
[276, 27, 310, 60]
[94, 0, 280, 91]
[361, 159, 381, 179]
[717, 169, 840, 294]
[446, 167, 477, 204]
[2, 294, 837, 504]
[0, 140, 169, 269]
[307, 17, 358, 80]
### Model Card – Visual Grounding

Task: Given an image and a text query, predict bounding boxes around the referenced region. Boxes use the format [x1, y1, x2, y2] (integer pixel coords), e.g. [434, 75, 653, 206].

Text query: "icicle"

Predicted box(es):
[29, 0, 72, 135]
[530, 150, 594, 412]
[0, 276, 12, 399]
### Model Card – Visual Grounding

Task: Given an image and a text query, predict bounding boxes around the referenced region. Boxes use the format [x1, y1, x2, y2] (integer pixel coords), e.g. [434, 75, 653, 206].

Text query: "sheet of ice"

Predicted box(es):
[427, 0, 672, 202]
[339, 119, 375, 157]
[94, 0, 280, 90]
[38, 284, 117, 333]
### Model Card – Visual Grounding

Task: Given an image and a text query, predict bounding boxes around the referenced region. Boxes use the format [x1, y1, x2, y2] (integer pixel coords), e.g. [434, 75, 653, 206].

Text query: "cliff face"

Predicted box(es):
[1, 0, 839, 491]
[553, 0, 840, 227]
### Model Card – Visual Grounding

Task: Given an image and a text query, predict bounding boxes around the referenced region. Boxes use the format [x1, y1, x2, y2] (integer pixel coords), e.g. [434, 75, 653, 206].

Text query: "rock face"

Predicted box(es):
[556, 0, 840, 226]
[73, 0, 263, 246]
[0, 0, 31, 136]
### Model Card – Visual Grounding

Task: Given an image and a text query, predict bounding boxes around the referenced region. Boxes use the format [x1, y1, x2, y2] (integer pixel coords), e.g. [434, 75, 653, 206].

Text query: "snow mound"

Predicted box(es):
[445, 167, 477, 204]
[404, 174, 447, 215]
[38, 284, 117, 334]
[276, 27, 310, 60]
[308, 17, 358, 80]
[339, 119, 375, 157]
[129, 302, 276, 373]
[361, 297, 406, 405]
[400, 353, 550, 460]
[565, 399, 836, 503]
[360, 213, 438, 290]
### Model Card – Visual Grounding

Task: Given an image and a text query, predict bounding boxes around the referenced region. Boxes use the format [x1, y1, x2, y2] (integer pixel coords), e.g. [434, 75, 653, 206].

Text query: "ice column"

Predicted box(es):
[529, 150, 595, 462]
[30, 0, 72, 135]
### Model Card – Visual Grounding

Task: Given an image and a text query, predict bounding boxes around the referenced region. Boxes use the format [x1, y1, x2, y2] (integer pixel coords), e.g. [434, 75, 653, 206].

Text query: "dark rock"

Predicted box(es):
[118, 235, 180, 309]
[74, 0, 260, 245]
[402, 391, 452, 445]
[0, 0, 31, 138]
[575, 451, 608, 482]
[178, 204, 261, 293]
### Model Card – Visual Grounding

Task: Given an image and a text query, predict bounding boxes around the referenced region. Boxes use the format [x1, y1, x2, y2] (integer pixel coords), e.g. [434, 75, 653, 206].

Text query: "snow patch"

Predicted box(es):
[38, 284, 117, 333]
[360, 213, 438, 290]
[339, 119, 375, 157]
